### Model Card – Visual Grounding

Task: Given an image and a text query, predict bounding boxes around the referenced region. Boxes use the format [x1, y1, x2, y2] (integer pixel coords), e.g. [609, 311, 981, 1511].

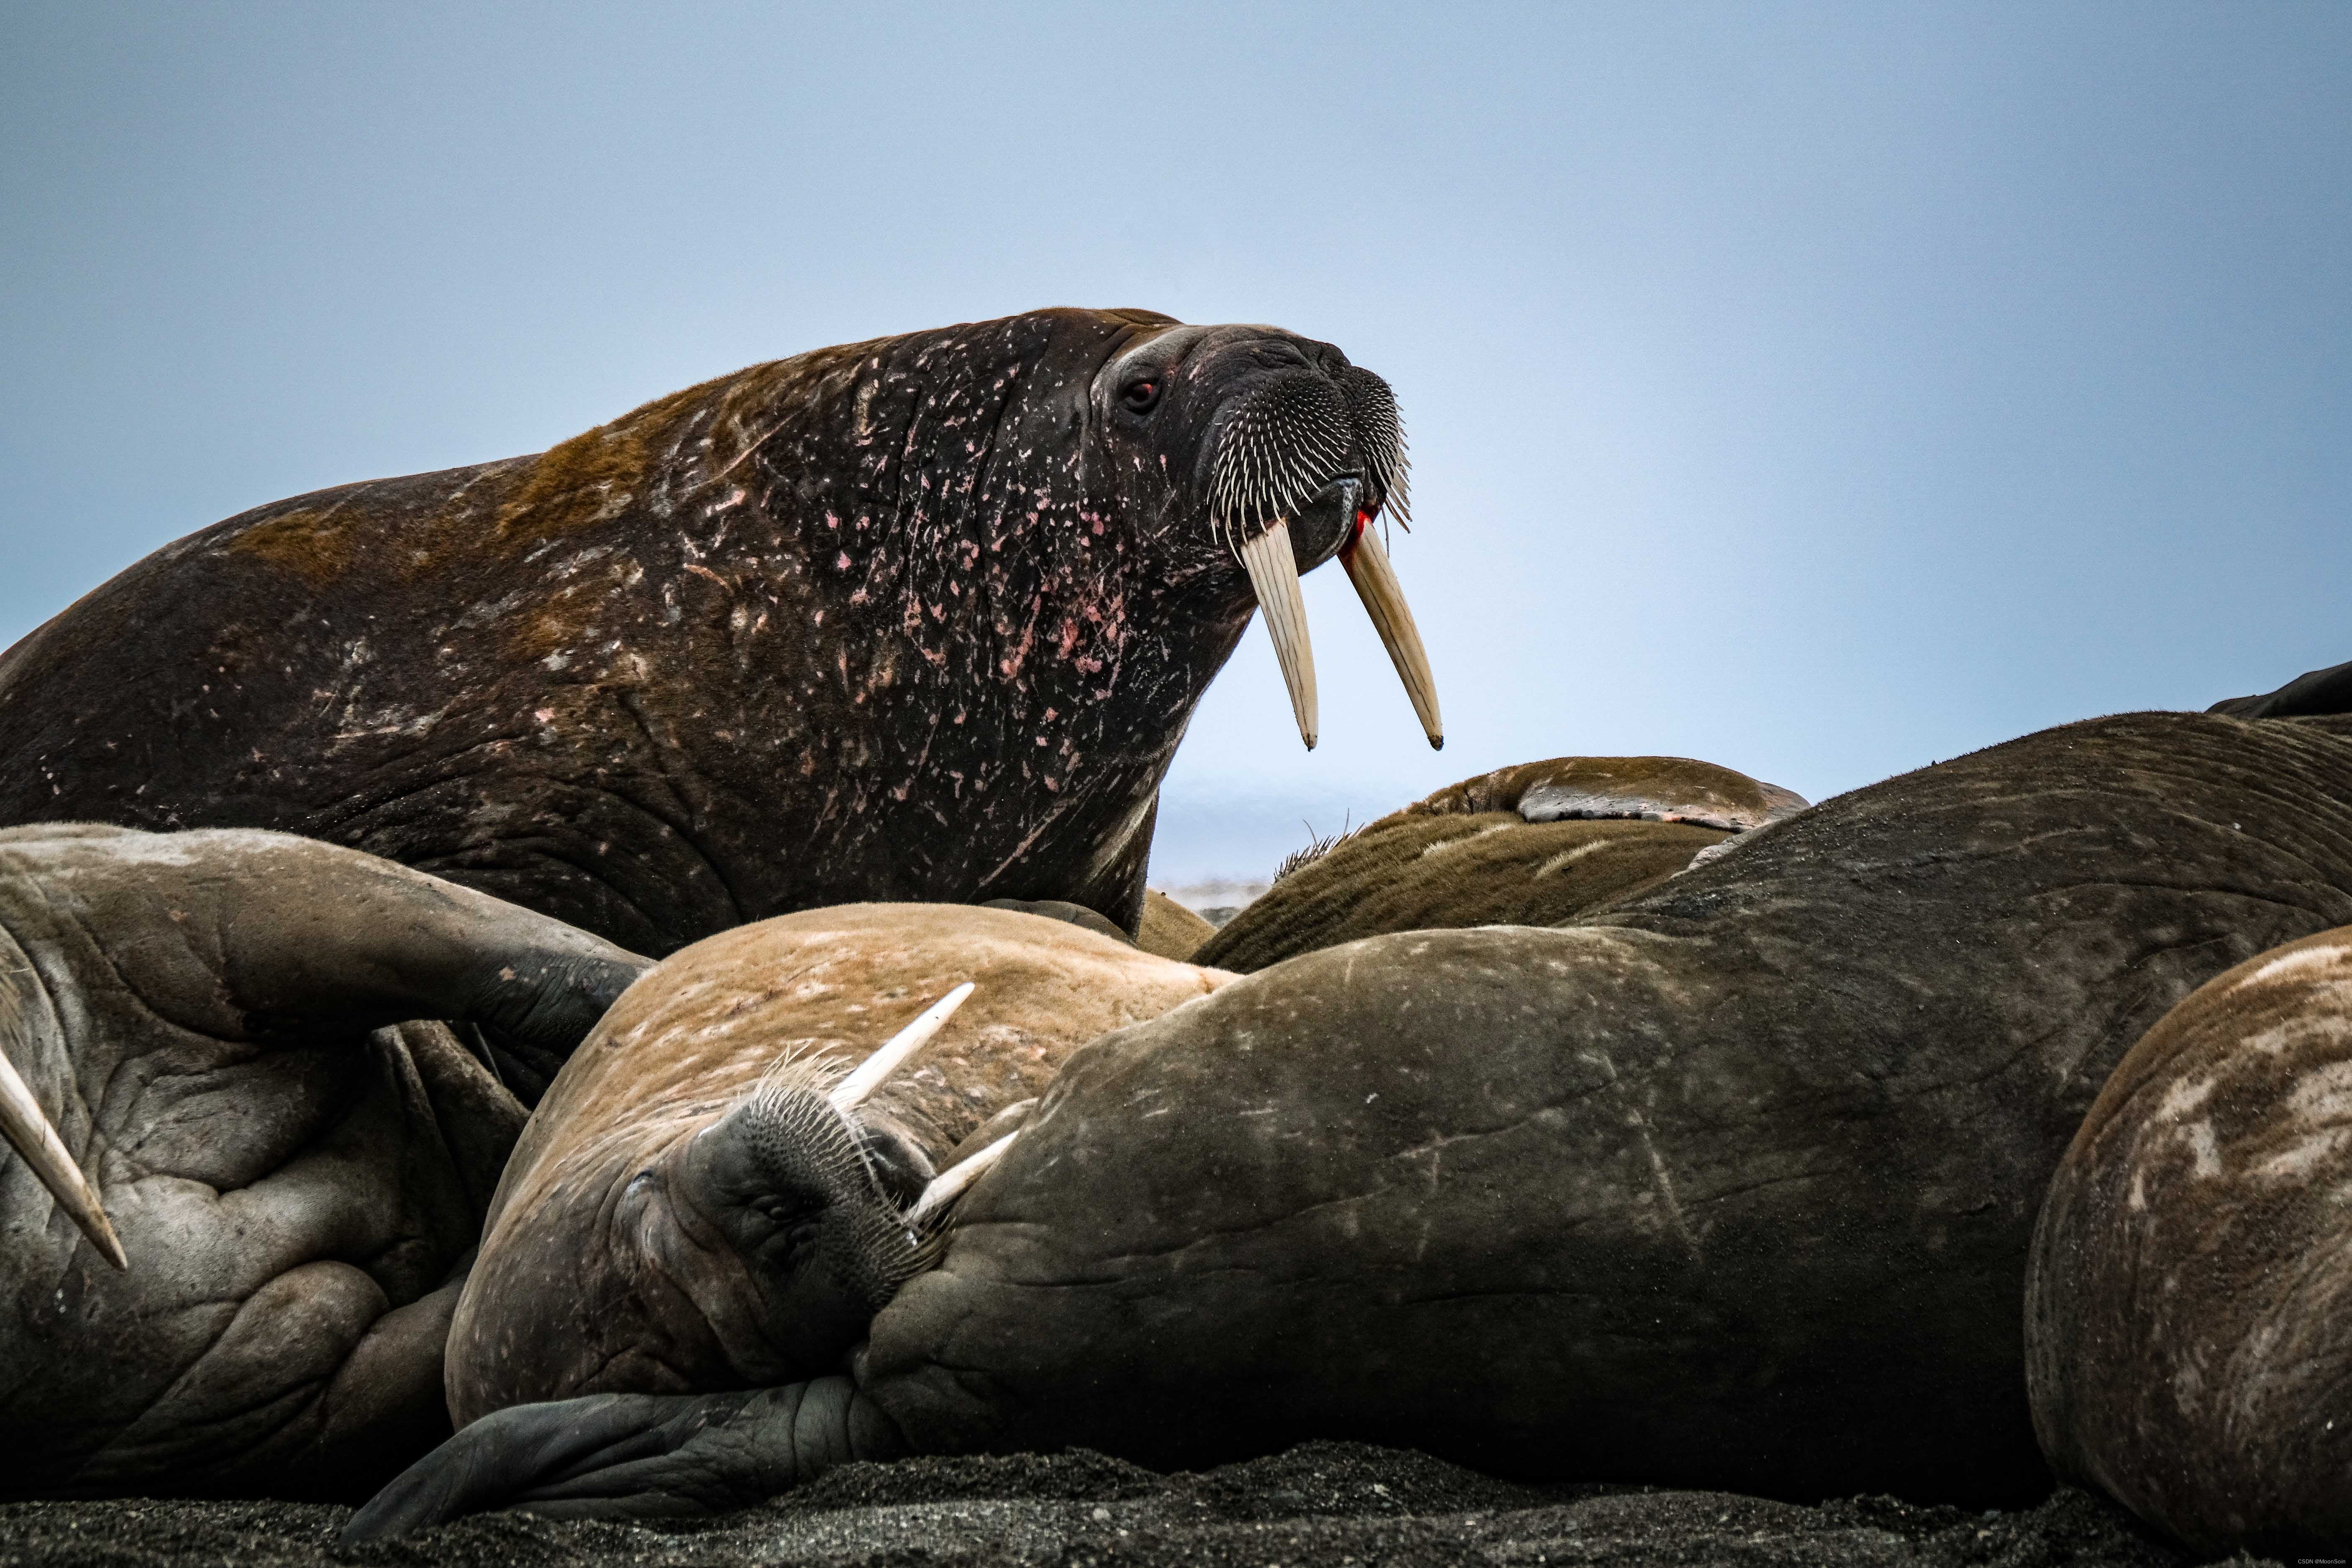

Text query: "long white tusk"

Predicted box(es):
[830, 982, 975, 1111]
[906, 1129, 1018, 1225]
[1340, 525, 1444, 749]
[1239, 519, 1317, 750]
[0, 1045, 127, 1270]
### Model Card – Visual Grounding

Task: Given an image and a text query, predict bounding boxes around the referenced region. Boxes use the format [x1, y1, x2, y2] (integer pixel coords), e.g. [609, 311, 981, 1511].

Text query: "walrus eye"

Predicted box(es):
[1120, 378, 1162, 414]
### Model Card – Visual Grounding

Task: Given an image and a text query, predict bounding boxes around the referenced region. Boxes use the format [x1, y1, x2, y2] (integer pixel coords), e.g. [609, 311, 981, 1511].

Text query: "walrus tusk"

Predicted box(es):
[1340, 524, 1444, 749]
[830, 982, 975, 1111]
[1240, 519, 1318, 750]
[906, 1129, 1018, 1225]
[0, 1044, 127, 1270]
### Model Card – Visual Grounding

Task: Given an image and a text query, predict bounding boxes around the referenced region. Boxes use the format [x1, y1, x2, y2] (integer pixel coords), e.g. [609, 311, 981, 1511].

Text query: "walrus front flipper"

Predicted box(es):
[341, 1379, 904, 1539]
[2208, 658, 2352, 718]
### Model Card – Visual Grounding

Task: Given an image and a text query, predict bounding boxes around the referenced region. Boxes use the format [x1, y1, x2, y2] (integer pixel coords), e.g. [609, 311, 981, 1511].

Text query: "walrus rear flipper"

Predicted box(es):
[340, 1379, 904, 1540]
[2209, 658, 2352, 718]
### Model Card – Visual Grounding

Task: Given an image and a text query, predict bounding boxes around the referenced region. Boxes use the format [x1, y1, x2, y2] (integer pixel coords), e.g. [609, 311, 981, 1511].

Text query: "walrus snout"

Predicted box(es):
[1184, 341, 1439, 752]
[680, 1081, 927, 1318]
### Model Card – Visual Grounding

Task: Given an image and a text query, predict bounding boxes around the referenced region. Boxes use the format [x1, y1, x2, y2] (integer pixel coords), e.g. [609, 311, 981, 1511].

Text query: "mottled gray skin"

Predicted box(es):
[0, 311, 1401, 1044]
[2028, 924, 2352, 1558]
[0, 825, 646, 1500]
[351, 709, 2352, 1536]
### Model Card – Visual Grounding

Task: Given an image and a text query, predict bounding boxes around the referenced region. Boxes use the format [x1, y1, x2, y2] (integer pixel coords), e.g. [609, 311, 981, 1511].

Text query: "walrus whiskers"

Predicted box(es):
[0, 968, 127, 1270]
[1208, 361, 1439, 751]
[906, 1129, 1020, 1226]
[828, 981, 974, 1111]
[1239, 521, 1319, 750]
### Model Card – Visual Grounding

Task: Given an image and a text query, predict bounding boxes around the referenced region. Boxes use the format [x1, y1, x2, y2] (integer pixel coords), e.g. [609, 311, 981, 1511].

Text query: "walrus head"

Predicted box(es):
[1092, 320, 1440, 749]
[648, 985, 986, 1379]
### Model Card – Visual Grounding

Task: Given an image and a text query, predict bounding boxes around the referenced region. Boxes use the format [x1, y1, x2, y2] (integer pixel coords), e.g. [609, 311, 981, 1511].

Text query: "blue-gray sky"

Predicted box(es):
[5, 3, 2347, 883]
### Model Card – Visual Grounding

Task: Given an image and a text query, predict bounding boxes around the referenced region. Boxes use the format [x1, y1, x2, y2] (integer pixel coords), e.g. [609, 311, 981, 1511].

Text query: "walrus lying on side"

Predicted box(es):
[446, 903, 1232, 1427]
[2027, 923, 2352, 1558]
[0, 825, 644, 1500]
[1196, 755, 1808, 972]
[351, 707, 2352, 1534]
[0, 311, 1437, 1078]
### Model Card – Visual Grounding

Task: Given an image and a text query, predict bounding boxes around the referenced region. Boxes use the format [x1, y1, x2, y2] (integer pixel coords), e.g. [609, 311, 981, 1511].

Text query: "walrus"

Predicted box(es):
[349, 707, 2352, 1533]
[2026, 923, 2352, 1558]
[0, 310, 1437, 1061]
[1196, 755, 1809, 972]
[2208, 655, 2352, 719]
[445, 902, 1232, 1426]
[0, 824, 645, 1500]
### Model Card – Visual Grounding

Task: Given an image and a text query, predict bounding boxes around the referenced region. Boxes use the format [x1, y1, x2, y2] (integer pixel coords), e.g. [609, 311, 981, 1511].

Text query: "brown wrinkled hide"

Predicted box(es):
[1197, 756, 1802, 973]
[0, 309, 1395, 959]
[447, 902, 1230, 1425]
[2028, 925, 2352, 1558]
[860, 713, 2352, 1504]
[0, 824, 644, 1501]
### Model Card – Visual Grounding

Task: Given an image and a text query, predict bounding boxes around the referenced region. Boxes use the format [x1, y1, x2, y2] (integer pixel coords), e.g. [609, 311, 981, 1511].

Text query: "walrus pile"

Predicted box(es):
[1, 307, 2348, 1561]
[0, 309, 1438, 1021]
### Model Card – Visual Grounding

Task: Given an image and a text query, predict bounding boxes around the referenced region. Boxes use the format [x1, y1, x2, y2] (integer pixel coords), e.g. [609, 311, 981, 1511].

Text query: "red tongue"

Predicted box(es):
[1343, 508, 1371, 557]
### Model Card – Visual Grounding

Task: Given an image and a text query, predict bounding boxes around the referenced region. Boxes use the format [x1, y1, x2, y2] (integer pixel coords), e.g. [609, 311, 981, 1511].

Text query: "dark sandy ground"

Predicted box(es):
[0, 1442, 2233, 1568]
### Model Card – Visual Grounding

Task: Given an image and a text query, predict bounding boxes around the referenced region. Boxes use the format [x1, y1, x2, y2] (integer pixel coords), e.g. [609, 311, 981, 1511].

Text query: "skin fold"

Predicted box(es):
[0, 311, 1412, 1022]
[351, 707, 2352, 1537]
[0, 825, 646, 1500]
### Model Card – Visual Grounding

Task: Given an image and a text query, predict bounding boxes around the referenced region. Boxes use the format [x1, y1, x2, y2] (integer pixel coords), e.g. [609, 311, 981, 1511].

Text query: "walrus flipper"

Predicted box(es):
[342, 1381, 904, 1539]
[2208, 658, 2352, 719]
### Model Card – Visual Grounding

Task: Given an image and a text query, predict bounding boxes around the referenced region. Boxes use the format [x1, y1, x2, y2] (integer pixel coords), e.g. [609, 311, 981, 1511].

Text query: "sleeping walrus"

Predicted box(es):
[1196, 754, 1808, 972]
[351, 705, 2352, 1533]
[446, 902, 1232, 1426]
[0, 825, 645, 1500]
[0, 310, 1438, 1071]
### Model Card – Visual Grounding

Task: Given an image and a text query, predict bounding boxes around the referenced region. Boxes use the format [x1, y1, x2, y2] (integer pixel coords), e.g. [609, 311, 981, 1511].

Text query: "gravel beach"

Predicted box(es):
[0, 1442, 2215, 1568]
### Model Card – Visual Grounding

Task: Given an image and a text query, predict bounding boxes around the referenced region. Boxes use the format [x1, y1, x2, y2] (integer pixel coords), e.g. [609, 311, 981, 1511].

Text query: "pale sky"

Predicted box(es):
[5, 3, 2347, 883]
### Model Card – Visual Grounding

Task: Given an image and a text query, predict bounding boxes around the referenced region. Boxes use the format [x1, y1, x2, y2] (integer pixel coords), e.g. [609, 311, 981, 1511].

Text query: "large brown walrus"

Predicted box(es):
[0, 310, 1438, 1097]
[350, 705, 2352, 1534]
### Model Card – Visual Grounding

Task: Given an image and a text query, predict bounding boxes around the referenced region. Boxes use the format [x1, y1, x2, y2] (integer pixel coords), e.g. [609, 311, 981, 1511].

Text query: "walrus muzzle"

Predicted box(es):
[1212, 364, 1442, 751]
